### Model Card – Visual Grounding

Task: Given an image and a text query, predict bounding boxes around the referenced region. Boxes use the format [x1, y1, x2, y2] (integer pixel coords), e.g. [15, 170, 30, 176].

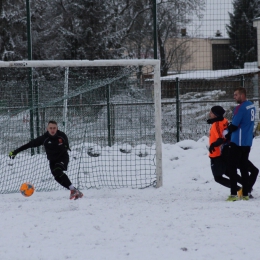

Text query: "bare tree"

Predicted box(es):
[157, 0, 205, 76]
[164, 37, 194, 74]
[117, 0, 205, 75]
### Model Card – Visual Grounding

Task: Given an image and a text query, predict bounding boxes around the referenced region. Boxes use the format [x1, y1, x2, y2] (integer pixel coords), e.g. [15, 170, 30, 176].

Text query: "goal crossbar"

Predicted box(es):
[0, 59, 159, 68]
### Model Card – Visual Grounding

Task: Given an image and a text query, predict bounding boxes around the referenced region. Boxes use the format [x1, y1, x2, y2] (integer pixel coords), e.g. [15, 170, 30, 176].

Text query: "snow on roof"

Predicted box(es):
[160, 68, 260, 81]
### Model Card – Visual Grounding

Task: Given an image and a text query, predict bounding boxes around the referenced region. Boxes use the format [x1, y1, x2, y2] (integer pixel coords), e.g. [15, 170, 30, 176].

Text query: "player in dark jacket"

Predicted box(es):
[9, 120, 83, 200]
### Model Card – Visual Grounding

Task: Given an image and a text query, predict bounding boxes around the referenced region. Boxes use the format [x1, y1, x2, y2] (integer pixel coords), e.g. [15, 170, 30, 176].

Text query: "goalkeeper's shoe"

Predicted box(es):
[226, 195, 240, 201]
[70, 189, 83, 200]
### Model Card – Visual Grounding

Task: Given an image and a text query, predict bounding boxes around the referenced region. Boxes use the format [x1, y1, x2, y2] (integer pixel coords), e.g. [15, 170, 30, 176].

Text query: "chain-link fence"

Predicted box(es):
[2, 71, 259, 147]
[160, 75, 260, 143]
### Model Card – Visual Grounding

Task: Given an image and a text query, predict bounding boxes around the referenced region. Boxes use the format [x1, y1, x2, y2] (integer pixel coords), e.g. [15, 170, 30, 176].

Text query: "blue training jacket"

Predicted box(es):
[231, 100, 255, 146]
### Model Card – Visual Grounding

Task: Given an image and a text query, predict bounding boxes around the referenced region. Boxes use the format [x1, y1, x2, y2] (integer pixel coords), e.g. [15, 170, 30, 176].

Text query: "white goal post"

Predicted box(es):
[0, 59, 162, 190]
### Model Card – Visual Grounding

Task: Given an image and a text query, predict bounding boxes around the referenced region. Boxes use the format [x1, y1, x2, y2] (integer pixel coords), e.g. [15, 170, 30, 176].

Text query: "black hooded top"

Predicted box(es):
[15, 130, 70, 161]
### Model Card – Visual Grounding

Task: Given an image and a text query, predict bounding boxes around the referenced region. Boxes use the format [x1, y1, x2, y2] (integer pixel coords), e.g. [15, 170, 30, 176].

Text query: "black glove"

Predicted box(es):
[209, 138, 224, 154]
[9, 150, 19, 159]
[209, 144, 216, 154]
[228, 123, 238, 133]
[225, 132, 231, 141]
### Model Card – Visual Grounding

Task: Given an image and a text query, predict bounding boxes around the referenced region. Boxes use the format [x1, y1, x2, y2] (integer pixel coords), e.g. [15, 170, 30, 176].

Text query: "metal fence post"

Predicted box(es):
[176, 77, 180, 142]
[63, 67, 69, 133]
[241, 75, 245, 87]
[35, 80, 40, 154]
[106, 84, 112, 147]
[26, 0, 34, 156]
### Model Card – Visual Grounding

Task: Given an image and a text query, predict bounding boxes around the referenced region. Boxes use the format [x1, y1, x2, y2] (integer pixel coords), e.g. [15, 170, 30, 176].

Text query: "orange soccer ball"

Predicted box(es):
[20, 182, 35, 197]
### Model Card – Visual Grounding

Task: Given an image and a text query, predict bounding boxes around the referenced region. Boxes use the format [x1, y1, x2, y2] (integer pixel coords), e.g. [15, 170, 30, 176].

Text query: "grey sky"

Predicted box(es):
[189, 0, 233, 38]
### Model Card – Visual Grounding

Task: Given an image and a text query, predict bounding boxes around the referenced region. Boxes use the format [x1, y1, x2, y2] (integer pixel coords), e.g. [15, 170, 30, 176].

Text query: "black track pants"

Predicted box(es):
[227, 143, 251, 196]
[49, 156, 72, 190]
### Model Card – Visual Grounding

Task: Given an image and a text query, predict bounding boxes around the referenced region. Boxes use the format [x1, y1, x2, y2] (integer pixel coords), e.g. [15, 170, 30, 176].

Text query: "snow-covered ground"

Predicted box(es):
[1, 135, 260, 260]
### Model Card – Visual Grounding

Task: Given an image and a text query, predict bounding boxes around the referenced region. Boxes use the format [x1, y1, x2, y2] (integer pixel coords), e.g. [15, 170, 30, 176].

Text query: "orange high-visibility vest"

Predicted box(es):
[209, 118, 229, 158]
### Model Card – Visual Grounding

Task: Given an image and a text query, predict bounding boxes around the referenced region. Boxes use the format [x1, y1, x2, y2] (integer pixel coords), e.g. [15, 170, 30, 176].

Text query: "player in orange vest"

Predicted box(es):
[208, 106, 258, 198]
[208, 106, 229, 157]
[207, 106, 238, 190]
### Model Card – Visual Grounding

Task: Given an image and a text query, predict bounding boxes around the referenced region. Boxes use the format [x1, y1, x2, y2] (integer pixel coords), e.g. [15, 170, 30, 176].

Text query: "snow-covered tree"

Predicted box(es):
[120, 0, 154, 59]
[0, 0, 59, 62]
[119, 0, 205, 76]
[0, 0, 28, 61]
[29, 0, 62, 60]
[50, 0, 128, 60]
[226, 0, 260, 68]
[0, 0, 205, 77]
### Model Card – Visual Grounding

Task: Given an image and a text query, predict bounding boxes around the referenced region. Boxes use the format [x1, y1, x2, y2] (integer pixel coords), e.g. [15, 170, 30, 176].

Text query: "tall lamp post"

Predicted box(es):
[26, 0, 35, 155]
[153, 0, 158, 59]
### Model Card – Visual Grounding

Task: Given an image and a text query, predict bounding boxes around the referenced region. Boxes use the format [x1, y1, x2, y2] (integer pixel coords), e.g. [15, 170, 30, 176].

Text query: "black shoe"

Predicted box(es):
[249, 193, 254, 199]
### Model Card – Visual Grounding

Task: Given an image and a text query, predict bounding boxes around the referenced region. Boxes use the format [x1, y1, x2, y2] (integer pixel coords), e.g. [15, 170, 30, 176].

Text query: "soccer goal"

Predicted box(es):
[0, 59, 162, 193]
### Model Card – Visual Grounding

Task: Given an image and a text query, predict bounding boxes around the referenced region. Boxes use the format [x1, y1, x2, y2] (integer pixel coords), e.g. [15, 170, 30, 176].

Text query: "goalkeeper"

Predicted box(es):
[9, 120, 83, 200]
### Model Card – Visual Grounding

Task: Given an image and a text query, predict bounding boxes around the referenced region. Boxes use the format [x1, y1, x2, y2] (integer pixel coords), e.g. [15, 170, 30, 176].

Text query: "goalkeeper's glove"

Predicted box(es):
[9, 150, 19, 159]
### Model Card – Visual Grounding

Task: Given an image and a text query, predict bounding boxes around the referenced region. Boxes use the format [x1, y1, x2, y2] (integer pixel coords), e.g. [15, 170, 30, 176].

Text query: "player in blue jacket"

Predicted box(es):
[225, 87, 256, 201]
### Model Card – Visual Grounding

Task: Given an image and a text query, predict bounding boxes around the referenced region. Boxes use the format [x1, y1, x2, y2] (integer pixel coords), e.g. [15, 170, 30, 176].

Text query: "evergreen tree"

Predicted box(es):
[0, 0, 205, 78]
[30, 0, 61, 60]
[52, 0, 122, 60]
[226, 0, 260, 68]
[0, 0, 27, 61]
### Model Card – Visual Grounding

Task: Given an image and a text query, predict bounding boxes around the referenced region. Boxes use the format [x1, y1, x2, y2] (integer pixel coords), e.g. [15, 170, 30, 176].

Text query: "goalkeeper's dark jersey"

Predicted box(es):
[16, 130, 70, 161]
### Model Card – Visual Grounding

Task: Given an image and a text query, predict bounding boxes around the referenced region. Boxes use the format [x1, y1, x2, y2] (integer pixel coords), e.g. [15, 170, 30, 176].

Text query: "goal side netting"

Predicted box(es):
[0, 60, 162, 193]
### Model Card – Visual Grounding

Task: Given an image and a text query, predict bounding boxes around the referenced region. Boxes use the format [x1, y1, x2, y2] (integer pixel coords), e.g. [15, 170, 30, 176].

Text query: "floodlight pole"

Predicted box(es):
[26, 0, 35, 155]
[152, 0, 162, 187]
[153, 0, 158, 59]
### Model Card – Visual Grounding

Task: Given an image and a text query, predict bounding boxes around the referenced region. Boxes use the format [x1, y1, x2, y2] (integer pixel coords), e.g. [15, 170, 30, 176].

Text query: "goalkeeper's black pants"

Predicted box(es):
[49, 156, 72, 190]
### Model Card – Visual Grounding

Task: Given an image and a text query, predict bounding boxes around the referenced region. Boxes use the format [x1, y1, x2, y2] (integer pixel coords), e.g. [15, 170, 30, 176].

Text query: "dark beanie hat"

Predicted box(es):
[211, 106, 225, 117]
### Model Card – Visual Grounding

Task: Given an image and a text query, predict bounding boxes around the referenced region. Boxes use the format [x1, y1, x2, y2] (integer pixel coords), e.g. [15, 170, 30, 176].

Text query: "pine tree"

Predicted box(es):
[52, 0, 121, 60]
[226, 0, 260, 68]
[0, 0, 27, 61]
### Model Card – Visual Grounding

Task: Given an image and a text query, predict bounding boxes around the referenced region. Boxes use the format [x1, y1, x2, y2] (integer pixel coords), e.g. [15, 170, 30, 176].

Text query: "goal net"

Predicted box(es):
[0, 60, 162, 193]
